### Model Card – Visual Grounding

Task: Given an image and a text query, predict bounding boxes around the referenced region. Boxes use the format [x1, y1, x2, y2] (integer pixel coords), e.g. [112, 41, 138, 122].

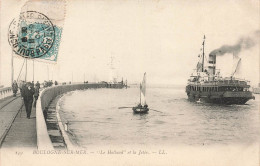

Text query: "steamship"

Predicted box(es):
[185, 36, 255, 104]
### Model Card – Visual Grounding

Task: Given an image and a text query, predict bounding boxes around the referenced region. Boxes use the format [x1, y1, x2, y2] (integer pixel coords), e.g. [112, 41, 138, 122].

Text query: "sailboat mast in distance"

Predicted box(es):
[140, 72, 146, 106]
[109, 56, 117, 83]
[140, 83, 142, 105]
[202, 35, 206, 72]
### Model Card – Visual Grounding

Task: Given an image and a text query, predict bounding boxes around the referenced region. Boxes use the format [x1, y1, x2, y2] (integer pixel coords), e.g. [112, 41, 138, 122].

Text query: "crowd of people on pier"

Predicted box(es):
[12, 80, 59, 95]
[43, 80, 58, 87]
[10, 79, 127, 119]
[11, 80, 58, 119]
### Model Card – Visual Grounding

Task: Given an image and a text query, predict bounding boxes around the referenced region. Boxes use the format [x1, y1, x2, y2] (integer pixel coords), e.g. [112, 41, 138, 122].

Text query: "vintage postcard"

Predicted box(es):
[0, 0, 259, 165]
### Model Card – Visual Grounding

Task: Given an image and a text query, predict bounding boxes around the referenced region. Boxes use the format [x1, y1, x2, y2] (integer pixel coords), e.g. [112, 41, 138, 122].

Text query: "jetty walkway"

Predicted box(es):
[0, 94, 37, 149]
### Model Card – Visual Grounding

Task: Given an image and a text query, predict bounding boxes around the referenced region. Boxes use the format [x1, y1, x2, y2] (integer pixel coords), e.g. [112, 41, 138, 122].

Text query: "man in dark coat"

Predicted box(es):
[35, 81, 40, 89]
[21, 82, 35, 119]
[34, 86, 39, 107]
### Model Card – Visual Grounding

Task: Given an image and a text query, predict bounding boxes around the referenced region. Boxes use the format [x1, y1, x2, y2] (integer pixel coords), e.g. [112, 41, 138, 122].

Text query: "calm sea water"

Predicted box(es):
[59, 87, 259, 148]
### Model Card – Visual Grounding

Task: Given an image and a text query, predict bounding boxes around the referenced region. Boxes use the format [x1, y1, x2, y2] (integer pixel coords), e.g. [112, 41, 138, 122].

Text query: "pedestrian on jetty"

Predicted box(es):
[34, 85, 39, 107]
[35, 81, 40, 89]
[19, 81, 26, 93]
[21, 82, 35, 119]
[12, 80, 18, 97]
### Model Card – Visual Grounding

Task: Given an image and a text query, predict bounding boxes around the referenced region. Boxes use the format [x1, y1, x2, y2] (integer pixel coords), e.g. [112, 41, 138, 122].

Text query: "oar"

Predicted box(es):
[118, 107, 132, 109]
[149, 109, 163, 113]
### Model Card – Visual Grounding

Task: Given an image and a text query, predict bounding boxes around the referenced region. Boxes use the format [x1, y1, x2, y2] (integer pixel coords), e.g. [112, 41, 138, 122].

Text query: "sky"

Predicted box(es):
[0, 0, 259, 86]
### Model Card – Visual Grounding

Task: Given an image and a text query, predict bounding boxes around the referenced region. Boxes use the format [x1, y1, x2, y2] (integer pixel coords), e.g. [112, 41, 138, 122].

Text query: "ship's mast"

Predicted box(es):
[109, 56, 116, 83]
[110, 56, 114, 70]
[202, 35, 206, 72]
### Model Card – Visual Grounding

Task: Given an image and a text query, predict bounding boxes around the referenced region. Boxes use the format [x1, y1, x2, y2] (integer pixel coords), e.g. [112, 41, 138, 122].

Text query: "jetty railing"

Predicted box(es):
[36, 83, 107, 149]
[0, 87, 13, 100]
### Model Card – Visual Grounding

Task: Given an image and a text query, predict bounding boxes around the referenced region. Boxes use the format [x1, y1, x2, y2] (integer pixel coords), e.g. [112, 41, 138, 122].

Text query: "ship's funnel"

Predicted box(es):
[208, 54, 216, 64]
[208, 54, 216, 75]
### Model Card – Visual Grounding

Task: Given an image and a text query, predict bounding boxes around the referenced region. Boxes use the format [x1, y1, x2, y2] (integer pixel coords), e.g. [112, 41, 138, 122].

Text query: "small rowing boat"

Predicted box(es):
[133, 72, 149, 114]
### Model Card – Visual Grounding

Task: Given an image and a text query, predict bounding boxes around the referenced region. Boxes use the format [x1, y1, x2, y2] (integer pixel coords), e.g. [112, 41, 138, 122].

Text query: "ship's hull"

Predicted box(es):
[132, 106, 149, 114]
[186, 87, 255, 105]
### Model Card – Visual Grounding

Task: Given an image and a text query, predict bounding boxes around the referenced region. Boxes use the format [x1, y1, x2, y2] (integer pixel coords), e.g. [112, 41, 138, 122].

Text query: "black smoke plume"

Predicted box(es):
[209, 30, 260, 56]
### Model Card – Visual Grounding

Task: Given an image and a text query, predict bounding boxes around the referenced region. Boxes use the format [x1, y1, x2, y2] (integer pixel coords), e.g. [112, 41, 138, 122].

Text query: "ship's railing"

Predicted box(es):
[188, 79, 249, 87]
[0, 87, 13, 100]
[189, 75, 250, 84]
